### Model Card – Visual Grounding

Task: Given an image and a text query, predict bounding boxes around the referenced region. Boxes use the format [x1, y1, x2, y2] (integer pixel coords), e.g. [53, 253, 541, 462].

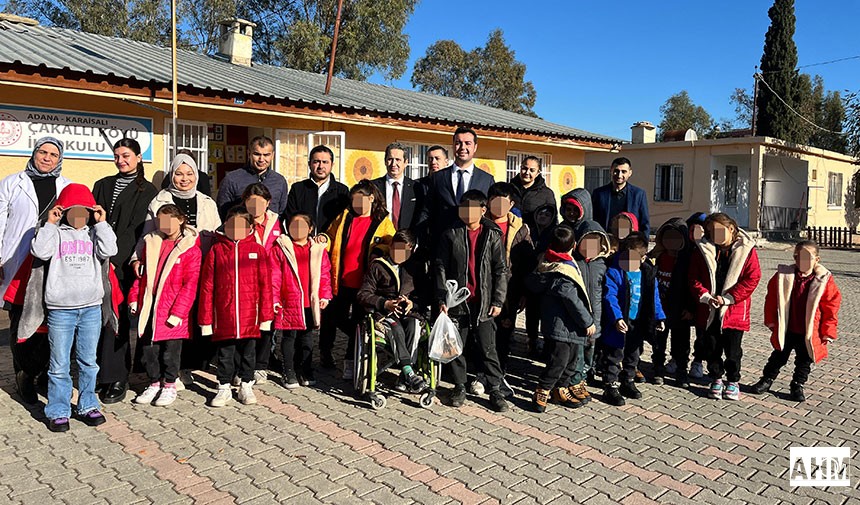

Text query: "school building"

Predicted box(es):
[585, 121, 860, 236]
[0, 14, 620, 198]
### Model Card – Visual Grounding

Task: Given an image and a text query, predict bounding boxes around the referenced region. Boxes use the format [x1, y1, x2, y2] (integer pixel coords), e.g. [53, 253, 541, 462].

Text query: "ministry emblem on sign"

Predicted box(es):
[0, 112, 22, 146]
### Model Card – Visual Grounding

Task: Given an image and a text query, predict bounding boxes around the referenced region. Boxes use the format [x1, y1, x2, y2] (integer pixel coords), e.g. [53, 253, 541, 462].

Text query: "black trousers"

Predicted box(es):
[254, 329, 275, 371]
[495, 305, 516, 372]
[282, 309, 317, 375]
[319, 287, 362, 360]
[448, 302, 503, 392]
[382, 314, 418, 367]
[524, 297, 540, 343]
[140, 338, 183, 383]
[539, 340, 584, 390]
[97, 301, 132, 384]
[762, 331, 813, 385]
[652, 321, 694, 375]
[702, 321, 744, 382]
[180, 306, 211, 371]
[603, 323, 643, 384]
[215, 339, 256, 384]
[7, 304, 50, 377]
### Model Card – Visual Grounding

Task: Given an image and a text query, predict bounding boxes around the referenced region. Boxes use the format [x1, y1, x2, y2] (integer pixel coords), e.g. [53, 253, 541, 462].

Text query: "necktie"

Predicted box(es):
[391, 181, 401, 229]
[456, 169, 466, 203]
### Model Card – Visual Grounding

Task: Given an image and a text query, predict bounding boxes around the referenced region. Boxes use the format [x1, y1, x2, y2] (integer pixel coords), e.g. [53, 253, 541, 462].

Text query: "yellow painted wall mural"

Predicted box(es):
[556, 166, 579, 195]
[344, 149, 385, 187]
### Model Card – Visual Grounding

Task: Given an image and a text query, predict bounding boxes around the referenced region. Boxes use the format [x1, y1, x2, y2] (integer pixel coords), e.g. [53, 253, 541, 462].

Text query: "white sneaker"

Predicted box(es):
[254, 370, 268, 385]
[665, 359, 677, 375]
[231, 375, 242, 387]
[468, 375, 486, 396]
[238, 381, 257, 405]
[690, 361, 704, 379]
[210, 384, 232, 407]
[135, 383, 161, 404]
[154, 386, 177, 406]
[342, 360, 354, 380]
[173, 379, 185, 392]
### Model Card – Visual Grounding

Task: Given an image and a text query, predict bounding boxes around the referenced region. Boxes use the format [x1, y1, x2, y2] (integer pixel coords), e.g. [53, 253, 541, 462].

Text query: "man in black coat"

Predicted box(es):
[284, 145, 349, 235]
[371, 142, 423, 231]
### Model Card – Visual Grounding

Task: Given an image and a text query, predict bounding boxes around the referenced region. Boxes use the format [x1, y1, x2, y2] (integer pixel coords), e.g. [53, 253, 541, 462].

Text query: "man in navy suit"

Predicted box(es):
[591, 157, 651, 237]
[421, 127, 495, 237]
[371, 142, 423, 231]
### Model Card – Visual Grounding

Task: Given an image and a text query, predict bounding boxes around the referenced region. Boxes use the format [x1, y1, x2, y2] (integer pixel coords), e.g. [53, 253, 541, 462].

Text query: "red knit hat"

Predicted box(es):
[56, 183, 96, 209]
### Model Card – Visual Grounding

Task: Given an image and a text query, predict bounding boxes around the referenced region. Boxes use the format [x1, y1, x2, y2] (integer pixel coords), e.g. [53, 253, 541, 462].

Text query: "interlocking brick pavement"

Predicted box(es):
[0, 248, 858, 504]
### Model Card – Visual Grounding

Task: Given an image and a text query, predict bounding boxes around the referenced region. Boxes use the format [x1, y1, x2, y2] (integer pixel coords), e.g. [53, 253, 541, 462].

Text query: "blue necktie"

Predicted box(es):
[456, 169, 466, 203]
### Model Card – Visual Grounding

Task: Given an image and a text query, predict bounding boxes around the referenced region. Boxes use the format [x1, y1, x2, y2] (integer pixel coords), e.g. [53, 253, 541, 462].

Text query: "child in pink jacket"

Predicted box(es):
[129, 204, 201, 406]
[269, 213, 332, 388]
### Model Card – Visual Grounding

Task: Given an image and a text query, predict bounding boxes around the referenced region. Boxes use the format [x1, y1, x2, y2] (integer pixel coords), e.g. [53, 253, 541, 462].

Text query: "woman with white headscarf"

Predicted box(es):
[0, 136, 72, 403]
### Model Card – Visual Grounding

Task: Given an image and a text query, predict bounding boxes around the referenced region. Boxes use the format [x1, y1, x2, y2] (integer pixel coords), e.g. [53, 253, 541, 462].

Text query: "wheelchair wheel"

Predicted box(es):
[369, 392, 387, 410]
[354, 322, 370, 394]
[419, 390, 435, 408]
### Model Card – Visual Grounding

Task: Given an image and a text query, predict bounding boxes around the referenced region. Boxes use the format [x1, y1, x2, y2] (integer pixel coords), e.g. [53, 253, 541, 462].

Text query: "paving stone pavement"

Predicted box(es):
[0, 248, 858, 504]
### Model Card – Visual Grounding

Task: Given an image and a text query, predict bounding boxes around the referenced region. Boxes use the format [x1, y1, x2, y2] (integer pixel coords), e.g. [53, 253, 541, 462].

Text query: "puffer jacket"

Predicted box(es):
[269, 236, 332, 331]
[688, 229, 761, 332]
[325, 210, 395, 296]
[650, 218, 696, 326]
[560, 187, 594, 231]
[512, 174, 556, 240]
[603, 257, 665, 349]
[198, 233, 273, 340]
[357, 256, 430, 320]
[574, 220, 611, 338]
[434, 218, 508, 323]
[525, 259, 593, 344]
[764, 264, 841, 363]
[128, 228, 201, 341]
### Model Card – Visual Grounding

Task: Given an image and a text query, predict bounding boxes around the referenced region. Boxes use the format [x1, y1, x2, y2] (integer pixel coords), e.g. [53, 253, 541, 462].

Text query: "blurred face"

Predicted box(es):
[157, 213, 183, 237]
[244, 195, 268, 218]
[309, 151, 333, 183]
[385, 148, 405, 179]
[619, 249, 643, 272]
[535, 208, 554, 228]
[662, 229, 684, 253]
[794, 246, 819, 274]
[458, 201, 485, 226]
[690, 223, 705, 241]
[113, 146, 141, 175]
[34, 143, 60, 174]
[611, 163, 631, 189]
[561, 202, 581, 223]
[613, 217, 632, 239]
[390, 241, 413, 264]
[172, 164, 196, 192]
[427, 148, 448, 173]
[519, 159, 540, 186]
[288, 217, 311, 242]
[578, 235, 602, 259]
[351, 193, 374, 216]
[249, 143, 274, 173]
[488, 195, 513, 220]
[225, 216, 251, 241]
[66, 206, 89, 229]
[709, 222, 734, 247]
[453, 132, 477, 165]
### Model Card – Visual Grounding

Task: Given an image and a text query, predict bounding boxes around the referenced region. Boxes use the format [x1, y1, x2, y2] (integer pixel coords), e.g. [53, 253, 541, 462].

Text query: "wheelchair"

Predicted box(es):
[353, 314, 440, 410]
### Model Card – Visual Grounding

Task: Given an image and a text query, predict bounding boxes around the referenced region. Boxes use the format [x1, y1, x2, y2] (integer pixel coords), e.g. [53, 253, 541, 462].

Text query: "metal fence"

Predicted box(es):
[806, 226, 857, 249]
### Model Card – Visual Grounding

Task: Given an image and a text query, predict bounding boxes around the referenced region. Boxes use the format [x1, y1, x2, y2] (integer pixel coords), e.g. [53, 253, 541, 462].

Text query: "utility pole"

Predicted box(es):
[751, 67, 759, 136]
[170, 0, 178, 154]
[324, 0, 344, 95]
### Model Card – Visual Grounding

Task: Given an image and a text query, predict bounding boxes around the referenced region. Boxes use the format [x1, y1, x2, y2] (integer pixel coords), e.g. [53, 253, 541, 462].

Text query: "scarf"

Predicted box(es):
[545, 249, 574, 263]
[166, 153, 199, 199]
[25, 136, 64, 179]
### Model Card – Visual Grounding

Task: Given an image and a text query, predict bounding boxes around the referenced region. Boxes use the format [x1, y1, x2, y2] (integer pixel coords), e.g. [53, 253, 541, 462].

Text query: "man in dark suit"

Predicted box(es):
[591, 156, 651, 237]
[371, 142, 423, 231]
[421, 127, 495, 237]
[284, 145, 349, 235]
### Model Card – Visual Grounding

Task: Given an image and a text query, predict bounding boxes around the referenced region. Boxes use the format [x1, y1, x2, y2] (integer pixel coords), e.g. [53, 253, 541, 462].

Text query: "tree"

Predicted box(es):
[756, 0, 805, 143]
[412, 29, 537, 117]
[179, 0, 240, 54]
[844, 92, 860, 158]
[719, 87, 754, 131]
[657, 91, 716, 140]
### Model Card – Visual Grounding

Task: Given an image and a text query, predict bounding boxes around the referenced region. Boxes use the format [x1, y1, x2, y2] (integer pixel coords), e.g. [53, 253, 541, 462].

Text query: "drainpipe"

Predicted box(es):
[324, 0, 344, 95]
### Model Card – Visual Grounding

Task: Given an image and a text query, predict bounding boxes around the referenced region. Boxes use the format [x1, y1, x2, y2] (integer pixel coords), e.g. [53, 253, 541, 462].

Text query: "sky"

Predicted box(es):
[369, 1, 860, 141]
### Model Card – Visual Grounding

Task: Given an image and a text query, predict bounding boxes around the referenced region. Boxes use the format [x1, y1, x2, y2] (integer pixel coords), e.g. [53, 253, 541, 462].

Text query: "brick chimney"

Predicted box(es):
[631, 121, 656, 144]
[217, 18, 256, 67]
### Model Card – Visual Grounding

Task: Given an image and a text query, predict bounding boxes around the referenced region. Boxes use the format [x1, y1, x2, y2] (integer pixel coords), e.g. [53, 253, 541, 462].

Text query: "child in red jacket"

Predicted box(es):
[129, 204, 201, 406]
[199, 207, 274, 407]
[688, 213, 761, 401]
[751, 240, 841, 402]
[269, 213, 332, 389]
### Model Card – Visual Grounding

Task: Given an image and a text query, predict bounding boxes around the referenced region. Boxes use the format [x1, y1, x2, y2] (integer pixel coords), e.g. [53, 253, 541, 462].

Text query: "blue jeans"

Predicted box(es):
[46, 306, 102, 420]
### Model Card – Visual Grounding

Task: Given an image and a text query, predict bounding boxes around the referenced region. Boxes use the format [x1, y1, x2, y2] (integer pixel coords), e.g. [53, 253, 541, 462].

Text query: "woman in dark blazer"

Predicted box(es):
[92, 138, 159, 403]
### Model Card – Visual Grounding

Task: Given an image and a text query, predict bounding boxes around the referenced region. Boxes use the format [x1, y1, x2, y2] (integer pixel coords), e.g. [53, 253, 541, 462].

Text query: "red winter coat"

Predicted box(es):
[269, 236, 333, 331]
[254, 210, 283, 252]
[764, 264, 841, 363]
[198, 233, 274, 341]
[688, 229, 761, 331]
[128, 229, 202, 342]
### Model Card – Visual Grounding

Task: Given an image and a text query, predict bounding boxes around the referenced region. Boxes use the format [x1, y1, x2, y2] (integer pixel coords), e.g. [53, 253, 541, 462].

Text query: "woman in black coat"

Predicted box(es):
[91, 138, 158, 403]
[511, 156, 557, 242]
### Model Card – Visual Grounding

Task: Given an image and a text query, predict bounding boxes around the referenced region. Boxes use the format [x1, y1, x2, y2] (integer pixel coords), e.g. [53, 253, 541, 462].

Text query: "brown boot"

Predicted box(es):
[551, 386, 583, 409]
[533, 388, 550, 413]
[568, 382, 591, 405]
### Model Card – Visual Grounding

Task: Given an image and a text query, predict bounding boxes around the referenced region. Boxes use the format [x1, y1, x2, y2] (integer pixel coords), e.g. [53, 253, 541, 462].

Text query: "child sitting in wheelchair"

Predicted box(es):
[357, 229, 430, 393]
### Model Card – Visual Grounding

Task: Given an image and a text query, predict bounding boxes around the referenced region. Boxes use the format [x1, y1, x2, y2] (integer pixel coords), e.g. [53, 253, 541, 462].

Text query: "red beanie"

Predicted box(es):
[56, 183, 96, 209]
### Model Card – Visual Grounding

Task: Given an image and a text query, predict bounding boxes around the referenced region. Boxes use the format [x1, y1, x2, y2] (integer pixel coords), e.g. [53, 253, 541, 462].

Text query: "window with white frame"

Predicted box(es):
[654, 164, 683, 202]
[164, 120, 208, 172]
[585, 166, 611, 193]
[274, 130, 345, 188]
[397, 142, 432, 180]
[725, 165, 738, 206]
[827, 172, 843, 207]
[506, 151, 551, 183]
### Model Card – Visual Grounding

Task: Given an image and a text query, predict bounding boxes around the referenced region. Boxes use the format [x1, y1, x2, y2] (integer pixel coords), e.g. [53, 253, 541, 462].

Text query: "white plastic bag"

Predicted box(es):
[428, 280, 471, 363]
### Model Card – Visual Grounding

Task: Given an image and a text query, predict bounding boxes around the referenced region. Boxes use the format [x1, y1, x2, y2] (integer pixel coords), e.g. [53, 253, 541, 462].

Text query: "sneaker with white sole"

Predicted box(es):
[231, 375, 242, 387]
[708, 379, 724, 400]
[723, 382, 740, 401]
[210, 384, 232, 407]
[468, 374, 486, 396]
[254, 370, 268, 385]
[238, 381, 257, 405]
[689, 361, 704, 379]
[135, 383, 161, 404]
[154, 385, 178, 406]
[665, 359, 677, 375]
[342, 360, 354, 381]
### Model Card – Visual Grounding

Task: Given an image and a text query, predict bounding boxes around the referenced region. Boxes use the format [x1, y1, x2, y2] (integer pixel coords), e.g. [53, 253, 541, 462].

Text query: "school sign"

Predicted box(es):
[0, 104, 153, 162]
